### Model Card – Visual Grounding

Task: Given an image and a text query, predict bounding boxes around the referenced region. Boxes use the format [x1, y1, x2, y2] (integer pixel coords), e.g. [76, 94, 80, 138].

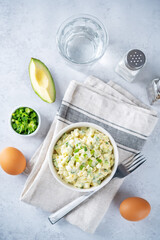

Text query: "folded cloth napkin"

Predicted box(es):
[20, 76, 158, 233]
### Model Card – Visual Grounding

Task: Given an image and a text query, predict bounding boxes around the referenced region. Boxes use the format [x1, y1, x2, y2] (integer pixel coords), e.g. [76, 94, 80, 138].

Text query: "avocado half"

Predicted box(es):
[29, 58, 56, 103]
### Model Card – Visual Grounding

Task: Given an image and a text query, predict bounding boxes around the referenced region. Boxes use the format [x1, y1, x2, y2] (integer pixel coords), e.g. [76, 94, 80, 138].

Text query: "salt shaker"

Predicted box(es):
[115, 49, 146, 82]
[147, 78, 160, 105]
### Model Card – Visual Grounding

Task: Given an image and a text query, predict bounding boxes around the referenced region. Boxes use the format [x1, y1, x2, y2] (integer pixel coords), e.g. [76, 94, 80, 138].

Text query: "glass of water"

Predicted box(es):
[57, 14, 109, 65]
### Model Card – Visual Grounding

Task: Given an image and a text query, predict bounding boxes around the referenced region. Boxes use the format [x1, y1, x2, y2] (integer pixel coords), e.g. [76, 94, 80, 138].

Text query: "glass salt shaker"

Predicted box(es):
[115, 49, 146, 82]
[147, 78, 160, 105]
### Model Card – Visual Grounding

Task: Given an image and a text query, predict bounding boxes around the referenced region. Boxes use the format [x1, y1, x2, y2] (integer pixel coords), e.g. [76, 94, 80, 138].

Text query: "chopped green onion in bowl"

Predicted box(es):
[10, 107, 40, 136]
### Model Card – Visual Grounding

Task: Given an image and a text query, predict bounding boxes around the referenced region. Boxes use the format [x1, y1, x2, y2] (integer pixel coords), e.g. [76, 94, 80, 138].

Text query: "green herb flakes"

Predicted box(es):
[97, 158, 102, 163]
[84, 146, 88, 151]
[74, 149, 79, 153]
[11, 107, 38, 135]
[79, 164, 85, 170]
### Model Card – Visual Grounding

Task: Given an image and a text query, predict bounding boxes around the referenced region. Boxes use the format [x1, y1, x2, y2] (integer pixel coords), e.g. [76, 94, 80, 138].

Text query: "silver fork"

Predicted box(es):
[113, 152, 146, 178]
[48, 153, 146, 225]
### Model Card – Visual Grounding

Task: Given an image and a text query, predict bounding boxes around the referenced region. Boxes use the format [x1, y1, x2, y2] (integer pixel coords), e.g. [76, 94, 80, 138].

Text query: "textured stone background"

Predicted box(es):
[0, 0, 160, 239]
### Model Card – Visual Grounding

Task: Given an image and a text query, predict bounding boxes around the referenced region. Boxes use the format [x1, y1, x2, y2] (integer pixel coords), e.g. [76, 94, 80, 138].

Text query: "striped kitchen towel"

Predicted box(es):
[20, 76, 158, 233]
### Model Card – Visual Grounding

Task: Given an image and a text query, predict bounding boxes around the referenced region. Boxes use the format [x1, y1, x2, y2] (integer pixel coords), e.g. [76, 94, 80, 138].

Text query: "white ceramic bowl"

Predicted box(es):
[10, 106, 41, 137]
[48, 122, 119, 192]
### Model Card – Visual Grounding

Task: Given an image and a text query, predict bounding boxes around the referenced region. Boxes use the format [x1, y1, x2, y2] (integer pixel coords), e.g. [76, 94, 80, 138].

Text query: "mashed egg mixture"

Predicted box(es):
[52, 127, 115, 189]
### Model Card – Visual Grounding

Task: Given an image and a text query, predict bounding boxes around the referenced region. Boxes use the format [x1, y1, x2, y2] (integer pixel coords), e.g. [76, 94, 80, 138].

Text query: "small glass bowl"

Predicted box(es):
[10, 106, 41, 137]
[57, 14, 109, 65]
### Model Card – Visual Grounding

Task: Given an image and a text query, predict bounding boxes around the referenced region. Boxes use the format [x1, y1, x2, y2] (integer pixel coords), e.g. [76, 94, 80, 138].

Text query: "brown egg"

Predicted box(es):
[0, 147, 26, 175]
[119, 197, 151, 221]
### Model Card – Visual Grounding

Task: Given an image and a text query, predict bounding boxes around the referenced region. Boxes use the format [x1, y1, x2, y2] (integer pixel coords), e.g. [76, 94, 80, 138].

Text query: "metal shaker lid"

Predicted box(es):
[125, 49, 146, 70]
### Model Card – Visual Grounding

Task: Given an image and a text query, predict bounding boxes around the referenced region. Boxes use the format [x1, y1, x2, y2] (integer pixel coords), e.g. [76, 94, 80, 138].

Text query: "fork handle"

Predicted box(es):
[48, 191, 95, 224]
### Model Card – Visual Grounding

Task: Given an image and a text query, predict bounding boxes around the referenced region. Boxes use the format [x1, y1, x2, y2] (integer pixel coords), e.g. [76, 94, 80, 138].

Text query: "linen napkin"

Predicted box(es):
[20, 76, 158, 233]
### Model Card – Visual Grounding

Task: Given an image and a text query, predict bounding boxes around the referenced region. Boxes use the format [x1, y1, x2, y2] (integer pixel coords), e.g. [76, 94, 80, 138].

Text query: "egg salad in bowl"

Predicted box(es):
[48, 122, 119, 192]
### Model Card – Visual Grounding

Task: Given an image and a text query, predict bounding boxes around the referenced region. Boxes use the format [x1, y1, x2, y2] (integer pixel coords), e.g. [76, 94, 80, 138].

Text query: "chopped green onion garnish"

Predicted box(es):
[97, 158, 102, 163]
[79, 164, 85, 170]
[53, 160, 58, 168]
[84, 146, 88, 151]
[88, 159, 92, 167]
[91, 149, 95, 155]
[74, 155, 79, 162]
[11, 107, 38, 135]
[74, 149, 79, 153]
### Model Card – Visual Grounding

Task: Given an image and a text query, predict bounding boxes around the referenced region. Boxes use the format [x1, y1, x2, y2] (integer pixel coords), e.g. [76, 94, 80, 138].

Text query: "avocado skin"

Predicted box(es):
[29, 58, 56, 103]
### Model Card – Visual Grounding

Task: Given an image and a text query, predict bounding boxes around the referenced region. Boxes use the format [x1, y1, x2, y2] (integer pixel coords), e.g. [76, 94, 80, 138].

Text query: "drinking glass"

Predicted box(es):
[57, 14, 109, 65]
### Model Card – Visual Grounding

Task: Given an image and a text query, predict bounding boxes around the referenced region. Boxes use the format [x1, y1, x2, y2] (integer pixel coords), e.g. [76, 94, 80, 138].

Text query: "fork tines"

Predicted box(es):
[126, 153, 146, 173]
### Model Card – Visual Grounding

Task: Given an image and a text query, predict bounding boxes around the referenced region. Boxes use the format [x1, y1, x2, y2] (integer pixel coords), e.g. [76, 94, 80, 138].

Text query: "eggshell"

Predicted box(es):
[120, 197, 151, 221]
[0, 147, 26, 175]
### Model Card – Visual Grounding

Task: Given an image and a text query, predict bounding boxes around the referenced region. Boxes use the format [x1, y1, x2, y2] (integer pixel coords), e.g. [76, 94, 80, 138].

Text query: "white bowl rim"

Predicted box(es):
[48, 122, 119, 192]
[10, 105, 41, 137]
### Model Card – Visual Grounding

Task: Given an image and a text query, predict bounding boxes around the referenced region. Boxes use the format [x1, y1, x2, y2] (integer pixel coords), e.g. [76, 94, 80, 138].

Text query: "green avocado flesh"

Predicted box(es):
[29, 58, 56, 103]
